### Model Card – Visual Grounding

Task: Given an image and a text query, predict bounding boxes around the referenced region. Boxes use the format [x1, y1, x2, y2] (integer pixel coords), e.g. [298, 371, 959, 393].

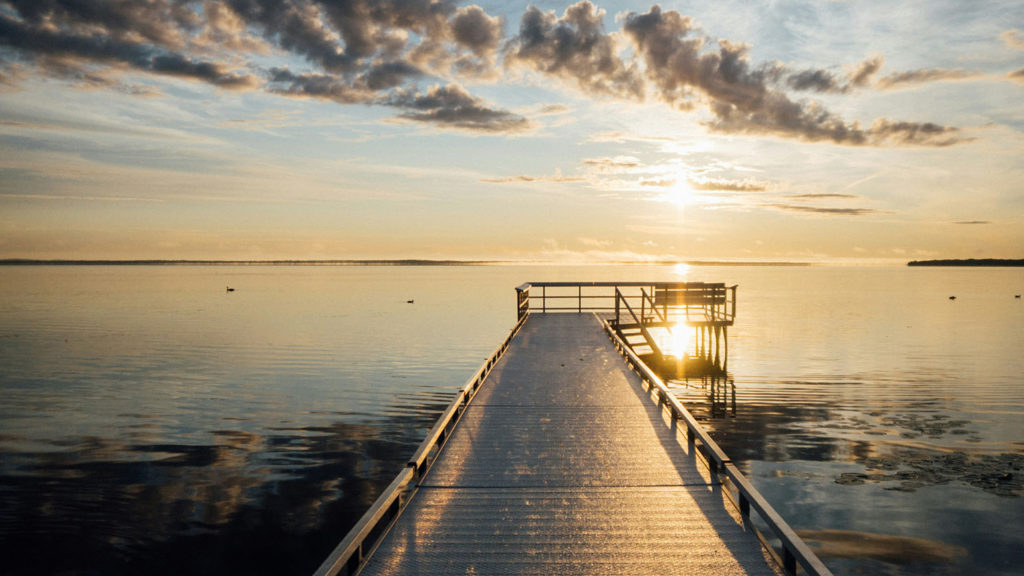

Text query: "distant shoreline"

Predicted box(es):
[0, 259, 813, 267]
[907, 259, 1024, 267]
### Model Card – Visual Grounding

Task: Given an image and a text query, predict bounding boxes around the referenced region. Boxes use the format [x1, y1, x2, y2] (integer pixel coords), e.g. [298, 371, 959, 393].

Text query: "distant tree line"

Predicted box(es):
[907, 259, 1024, 267]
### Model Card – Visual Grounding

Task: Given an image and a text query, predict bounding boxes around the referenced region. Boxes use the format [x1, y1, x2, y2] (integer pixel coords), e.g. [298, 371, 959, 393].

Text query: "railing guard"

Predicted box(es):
[598, 315, 833, 576]
[515, 281, 737, 327]
[313, 312, 529, 576]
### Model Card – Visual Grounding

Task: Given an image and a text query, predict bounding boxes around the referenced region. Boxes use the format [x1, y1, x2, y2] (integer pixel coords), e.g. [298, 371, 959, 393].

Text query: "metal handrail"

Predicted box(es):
[517, 282, 737, 326]
[313, 312, 529, 576]
[598, 315, 833, 576]
[615, 287, 665, 362]
[640, 287, 668, 324]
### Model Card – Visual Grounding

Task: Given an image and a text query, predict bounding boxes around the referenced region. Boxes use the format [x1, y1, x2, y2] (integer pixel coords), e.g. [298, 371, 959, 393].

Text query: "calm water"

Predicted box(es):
[0, 264, 1021, 575]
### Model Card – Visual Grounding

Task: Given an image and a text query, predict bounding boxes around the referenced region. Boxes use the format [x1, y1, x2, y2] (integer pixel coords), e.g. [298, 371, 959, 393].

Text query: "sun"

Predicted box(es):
[662, 179, 694, 207]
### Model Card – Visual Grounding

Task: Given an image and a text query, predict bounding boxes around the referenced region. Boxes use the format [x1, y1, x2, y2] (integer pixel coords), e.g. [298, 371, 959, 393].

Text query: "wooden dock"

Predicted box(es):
[315, 283, 831, 576]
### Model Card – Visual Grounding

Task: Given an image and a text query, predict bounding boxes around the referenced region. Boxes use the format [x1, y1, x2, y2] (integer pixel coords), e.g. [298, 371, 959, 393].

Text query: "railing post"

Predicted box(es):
[578, 285, 582, 313]
[641, 288, 646, 323]
[614, 288, 620, 324]
[784, 547, 797, 575]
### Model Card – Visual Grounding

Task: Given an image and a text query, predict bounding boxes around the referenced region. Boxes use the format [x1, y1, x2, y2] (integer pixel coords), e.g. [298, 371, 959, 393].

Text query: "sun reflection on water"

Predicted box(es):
[657, 321, 691, 358]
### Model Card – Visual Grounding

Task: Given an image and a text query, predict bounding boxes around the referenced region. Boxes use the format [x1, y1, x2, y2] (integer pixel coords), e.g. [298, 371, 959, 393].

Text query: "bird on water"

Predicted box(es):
[948, 296, 956, 300]
[226, 286, 235, 292]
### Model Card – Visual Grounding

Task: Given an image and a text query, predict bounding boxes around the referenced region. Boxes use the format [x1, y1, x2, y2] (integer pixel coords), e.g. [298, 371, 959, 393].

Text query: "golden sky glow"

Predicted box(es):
[1, 1, 1022, 262]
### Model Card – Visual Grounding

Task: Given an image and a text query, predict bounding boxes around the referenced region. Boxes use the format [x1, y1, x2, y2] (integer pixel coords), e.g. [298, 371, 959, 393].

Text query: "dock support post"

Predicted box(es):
[723, 327, 728, 371]
[714, 326, 721, 367]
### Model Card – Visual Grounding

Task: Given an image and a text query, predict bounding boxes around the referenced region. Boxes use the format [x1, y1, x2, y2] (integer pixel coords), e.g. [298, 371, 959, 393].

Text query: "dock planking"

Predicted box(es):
[354, 314, 779, 576]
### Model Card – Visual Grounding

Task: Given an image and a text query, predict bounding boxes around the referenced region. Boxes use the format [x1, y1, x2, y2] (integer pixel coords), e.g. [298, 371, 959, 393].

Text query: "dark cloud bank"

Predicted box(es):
[0, 0, 969, 144]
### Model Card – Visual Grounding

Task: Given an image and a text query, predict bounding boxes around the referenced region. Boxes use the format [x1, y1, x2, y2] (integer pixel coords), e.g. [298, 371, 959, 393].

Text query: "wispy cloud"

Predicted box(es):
[639, 177, 675, 187]
[785, 56, 983, 94]
[481, 171, 585, 183]
[1001, 29, 1024, 51]
[785, 56, 883, 94]
[786, 193, 859, 200]
[580, 156, 644, 172]
[690, 177, 769, 192]
[952, 220, 991, 225]
[766, 204, 883, 216]
[875, 68, 982, 90]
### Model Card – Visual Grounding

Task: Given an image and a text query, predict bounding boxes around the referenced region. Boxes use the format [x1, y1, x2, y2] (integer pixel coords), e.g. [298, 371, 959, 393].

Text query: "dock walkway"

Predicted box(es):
[357, 314, 777, 576]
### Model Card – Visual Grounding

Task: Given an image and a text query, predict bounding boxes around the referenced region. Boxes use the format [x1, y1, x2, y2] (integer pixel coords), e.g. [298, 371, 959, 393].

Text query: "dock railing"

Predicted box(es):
[312, 312, 529, 576]
[516, 281, 737, 328]
[315, 283, 827, 576]
[598, 314, 833, 576]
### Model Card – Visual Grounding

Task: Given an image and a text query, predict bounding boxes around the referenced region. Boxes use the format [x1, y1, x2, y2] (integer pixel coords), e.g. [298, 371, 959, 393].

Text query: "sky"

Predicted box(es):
[1, 0, 1022, 262]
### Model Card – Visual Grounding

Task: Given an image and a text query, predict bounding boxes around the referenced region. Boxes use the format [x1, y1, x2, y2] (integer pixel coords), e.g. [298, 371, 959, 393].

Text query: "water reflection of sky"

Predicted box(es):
[1, 265, 1022, 575]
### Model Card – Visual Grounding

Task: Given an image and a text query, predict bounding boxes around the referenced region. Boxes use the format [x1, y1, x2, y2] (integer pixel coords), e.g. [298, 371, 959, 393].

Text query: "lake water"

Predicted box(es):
[0, 264, 1021, 575]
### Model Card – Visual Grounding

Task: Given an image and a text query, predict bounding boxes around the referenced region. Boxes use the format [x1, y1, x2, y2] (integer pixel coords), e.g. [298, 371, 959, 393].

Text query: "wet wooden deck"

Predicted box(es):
[356, 314, 777, 576]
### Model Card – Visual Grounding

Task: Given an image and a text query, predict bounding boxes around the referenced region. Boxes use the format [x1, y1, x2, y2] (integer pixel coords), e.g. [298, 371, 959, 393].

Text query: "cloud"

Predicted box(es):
[0, 60, 26, 91]
[690, 177, 769, 192]
[0, 10, 258, 89]
[585, 131, 674, 144]
[767, 204, 882, 216]
[1009, 68, 1024, 83]
[1002, 29, 1024, 50]
[384, 84, 530, 133]
[875, 68, 981, 90]
[639, 177, 675, 187]
[786, 67, 848, 94]
[580, 156, 643, 172]
[505, 1, 643, 99]
[952, 220, 991, 225]
[266, 68, 373, 104]
[848, 55, 884, 88]
[620, 7, 963, 147]
[451, 5, 502, 57]
[537, 104, 570, 115]
[0, 1, 972, 141]
[0, 0, 524, 131]
[481, 175, 585, 183]
[867, 119, 964, 147]
[481, 170, 584, 183]
[785, 56, 883, 94]
[786, 56, 980, 93]
[786, 193, 859, 199]
[223, 0, 448, 74]
[195, 0, 271, 55]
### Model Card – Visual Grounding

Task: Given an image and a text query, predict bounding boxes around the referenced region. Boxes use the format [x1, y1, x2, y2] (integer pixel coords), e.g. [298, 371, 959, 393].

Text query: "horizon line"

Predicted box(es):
[0, 258, 818, 267]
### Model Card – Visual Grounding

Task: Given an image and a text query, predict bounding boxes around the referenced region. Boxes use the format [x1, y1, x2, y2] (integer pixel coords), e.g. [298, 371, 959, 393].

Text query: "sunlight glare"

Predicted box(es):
[658, 321, 691, 358]
[664, 179, 693, 207]
[673, 262, 690, 277]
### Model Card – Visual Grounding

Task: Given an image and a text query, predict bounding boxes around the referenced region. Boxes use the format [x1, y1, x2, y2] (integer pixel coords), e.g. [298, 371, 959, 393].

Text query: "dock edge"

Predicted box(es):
[597, 313, 834, 576]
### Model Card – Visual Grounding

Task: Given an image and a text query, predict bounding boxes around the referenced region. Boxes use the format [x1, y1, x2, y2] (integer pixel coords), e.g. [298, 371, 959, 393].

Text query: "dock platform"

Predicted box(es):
[315, 283, 831, 576]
